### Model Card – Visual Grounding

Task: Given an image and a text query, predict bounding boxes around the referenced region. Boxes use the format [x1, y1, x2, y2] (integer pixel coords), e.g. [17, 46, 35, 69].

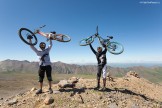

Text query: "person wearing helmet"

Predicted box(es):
[28, 36, 53, 94]
[89, 43, 107, 91]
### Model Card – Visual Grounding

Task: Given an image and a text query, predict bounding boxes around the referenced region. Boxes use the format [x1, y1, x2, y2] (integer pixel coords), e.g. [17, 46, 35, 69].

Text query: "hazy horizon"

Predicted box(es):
[1, 59, 162, 68]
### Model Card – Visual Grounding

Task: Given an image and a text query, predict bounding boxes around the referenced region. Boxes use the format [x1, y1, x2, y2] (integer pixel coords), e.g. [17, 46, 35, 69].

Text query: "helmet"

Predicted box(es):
[97, 46, 102, 50]
[97, 46, 102, 52]
[39, 42, 46, 48]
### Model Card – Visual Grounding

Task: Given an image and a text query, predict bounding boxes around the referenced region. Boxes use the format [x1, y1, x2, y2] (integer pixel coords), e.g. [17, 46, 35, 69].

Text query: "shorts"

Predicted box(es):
[97, 64, 107, 79]
[38, 65, 52, 82]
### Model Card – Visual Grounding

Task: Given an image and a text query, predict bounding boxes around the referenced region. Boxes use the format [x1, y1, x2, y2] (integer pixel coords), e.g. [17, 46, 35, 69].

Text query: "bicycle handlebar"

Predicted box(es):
[33, 25, 46, 34]
[38, 25, 46, 29]
[40, 25, 46, 28]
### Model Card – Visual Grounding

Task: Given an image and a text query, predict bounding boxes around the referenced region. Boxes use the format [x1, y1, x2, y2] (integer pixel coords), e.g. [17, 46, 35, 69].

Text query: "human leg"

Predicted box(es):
[94, 65, 102, 90]
[36, 66, 45, 94]
[102, 65, 107, 90]
[45, 65, 53, 94]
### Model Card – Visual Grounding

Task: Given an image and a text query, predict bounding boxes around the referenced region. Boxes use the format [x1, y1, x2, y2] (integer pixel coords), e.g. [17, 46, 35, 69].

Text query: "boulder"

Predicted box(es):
[126, 71, 140, 78]
[58, 80, 75, 88]
[44, 96, 54, 105]
[7, 99, 18, 105]
[68, 77, 78, 84]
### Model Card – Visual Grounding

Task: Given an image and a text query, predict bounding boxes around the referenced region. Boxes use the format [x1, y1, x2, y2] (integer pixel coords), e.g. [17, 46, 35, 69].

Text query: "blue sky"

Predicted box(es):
[0, 0, 162, 64]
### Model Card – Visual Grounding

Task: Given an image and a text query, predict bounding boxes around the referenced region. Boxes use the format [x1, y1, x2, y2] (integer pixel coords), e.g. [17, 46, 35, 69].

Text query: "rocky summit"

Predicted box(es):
[1, 72, 162, 108]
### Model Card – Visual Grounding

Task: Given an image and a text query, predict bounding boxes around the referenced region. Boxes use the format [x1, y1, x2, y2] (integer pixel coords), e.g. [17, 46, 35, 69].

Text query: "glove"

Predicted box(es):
[102, 44, 106, 47]
[87, 40, 91, 44]
[27, 35, 33, 39]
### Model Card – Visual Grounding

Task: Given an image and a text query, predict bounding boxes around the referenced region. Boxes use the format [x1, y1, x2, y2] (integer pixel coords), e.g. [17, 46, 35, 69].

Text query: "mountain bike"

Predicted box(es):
[18, 25, 71, 45]
[79, 26, 124, 55]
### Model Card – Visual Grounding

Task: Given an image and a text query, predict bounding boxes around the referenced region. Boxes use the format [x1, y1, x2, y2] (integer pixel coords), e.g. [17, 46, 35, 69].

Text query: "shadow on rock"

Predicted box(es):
[59, 87, 86, 96]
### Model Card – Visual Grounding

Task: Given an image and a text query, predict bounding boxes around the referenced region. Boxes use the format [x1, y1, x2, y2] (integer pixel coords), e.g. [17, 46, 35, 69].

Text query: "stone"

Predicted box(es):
[99, 96, 103, 99]
[126, 71, 140, 78]
[5, 99, 9, 102]
[7, 99, 18, 105]
[108, 102, 118, 108]
[53, 90, 61, 94]
[30, 87, 37, 92]
[131, 103, 140, 108]
[58, 80, 75, 88]
[44, 96, 54, 105]
[68, 77, 78, 84]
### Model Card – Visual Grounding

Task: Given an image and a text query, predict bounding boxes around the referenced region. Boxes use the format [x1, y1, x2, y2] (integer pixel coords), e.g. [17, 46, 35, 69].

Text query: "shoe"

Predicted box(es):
[101, 87, 106, 91]
[36, 89, 42, 94]
[94, 85, 100, 90]
[49, 88, 53, 94]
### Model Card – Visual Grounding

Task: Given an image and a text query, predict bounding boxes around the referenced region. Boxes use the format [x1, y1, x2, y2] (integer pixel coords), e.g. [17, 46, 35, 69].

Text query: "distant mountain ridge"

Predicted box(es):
[0, 59, 97, 74]
[1, 59, 162, 83]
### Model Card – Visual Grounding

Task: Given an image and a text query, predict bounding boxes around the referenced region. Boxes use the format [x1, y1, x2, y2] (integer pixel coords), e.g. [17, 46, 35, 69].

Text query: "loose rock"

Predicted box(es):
[44, 96, 54, 105]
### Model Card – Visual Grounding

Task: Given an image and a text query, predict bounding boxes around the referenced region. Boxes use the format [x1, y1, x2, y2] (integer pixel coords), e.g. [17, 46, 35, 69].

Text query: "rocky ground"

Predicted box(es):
[1, 71, 162, 108]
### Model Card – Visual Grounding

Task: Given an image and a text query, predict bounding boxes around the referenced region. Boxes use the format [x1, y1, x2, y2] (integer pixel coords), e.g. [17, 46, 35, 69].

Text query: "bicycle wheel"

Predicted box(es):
[107, 42, 124, 55]
[79, 37, 94, 46]
[18, 28, 37, 45]
[55, 35, 71, 42]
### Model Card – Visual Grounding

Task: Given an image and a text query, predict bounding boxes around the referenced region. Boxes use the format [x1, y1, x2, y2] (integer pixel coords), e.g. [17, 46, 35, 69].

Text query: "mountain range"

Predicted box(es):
[0, 59, 162, 83]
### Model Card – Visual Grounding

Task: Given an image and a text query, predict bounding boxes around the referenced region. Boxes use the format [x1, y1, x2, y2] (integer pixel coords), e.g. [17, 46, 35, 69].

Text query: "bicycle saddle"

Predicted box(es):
[107, 36, 113, 39]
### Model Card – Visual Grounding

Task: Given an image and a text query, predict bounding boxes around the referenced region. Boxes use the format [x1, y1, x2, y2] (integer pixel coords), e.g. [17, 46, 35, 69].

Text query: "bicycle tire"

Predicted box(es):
[56, 35, 71, 42]
[107, 42, 124, 55]
[79, 37, 94, 46]
[18, 28, 37, 45]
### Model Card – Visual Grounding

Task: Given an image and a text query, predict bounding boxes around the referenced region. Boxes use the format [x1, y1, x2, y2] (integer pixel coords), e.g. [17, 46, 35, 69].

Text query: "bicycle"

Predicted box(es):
[79, 26, 124, 55]
[18, 25, 71, 45]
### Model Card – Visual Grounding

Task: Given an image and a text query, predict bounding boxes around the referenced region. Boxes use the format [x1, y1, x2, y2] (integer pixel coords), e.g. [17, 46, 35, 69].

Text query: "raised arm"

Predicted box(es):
[102, 44, 107, 54]
[89, 44, 97, 55]
[29, 39, 39, 54]
[48, 39, 53, 50]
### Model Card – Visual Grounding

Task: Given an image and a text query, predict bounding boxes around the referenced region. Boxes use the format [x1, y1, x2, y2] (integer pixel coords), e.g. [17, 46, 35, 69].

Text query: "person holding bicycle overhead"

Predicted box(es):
[89, 43, 107, 91]
[28, 30, 54, 94]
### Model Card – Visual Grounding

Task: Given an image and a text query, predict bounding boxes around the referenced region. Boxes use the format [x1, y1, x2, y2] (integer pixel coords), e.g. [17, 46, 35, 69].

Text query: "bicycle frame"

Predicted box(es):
[87, 33, 112, 47]
[34, 25, 71, 42]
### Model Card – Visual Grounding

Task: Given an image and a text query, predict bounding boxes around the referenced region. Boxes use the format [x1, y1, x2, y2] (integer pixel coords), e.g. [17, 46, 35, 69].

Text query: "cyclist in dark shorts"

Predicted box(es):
[89, 43, 107, 90]
[28, 31, 54, 94]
